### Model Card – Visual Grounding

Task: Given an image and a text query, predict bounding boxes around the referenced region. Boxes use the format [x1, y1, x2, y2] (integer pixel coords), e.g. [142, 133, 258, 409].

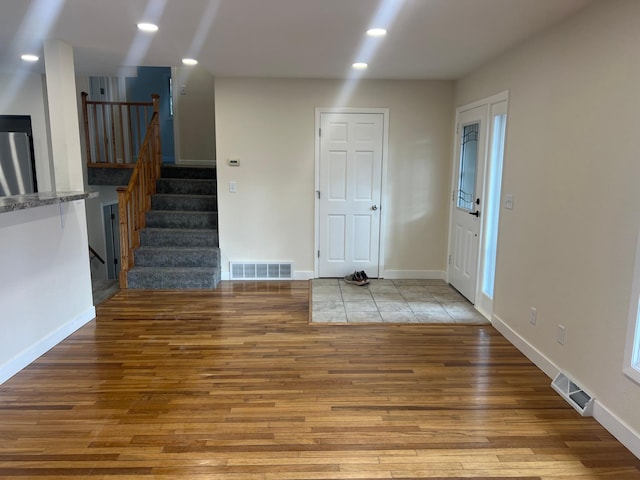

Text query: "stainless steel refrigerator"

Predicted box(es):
[0, 131, 36, 196]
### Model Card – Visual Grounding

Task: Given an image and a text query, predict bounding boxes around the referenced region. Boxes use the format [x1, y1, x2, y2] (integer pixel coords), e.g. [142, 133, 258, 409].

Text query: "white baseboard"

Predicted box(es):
[491, 314, 560, 379]
[492, 313, 640, 460]
[594, 401, 640, 459]
[294, 271, 314, 280]
[382, 269, 446, 280]
[0, 307, 96, 385]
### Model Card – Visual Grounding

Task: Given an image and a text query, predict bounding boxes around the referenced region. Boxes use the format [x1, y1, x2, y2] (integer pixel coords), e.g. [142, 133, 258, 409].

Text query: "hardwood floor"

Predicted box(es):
[0, 281, 638, 479]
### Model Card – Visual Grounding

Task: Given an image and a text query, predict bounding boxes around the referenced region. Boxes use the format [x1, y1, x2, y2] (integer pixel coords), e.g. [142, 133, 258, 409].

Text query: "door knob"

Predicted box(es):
[469, 210, 479, 217]
[371, 205, 378, 211]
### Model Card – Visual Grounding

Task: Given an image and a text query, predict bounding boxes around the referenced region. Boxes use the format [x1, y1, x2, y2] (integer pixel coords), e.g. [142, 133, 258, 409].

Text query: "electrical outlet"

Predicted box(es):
[557, 325, 565, 345]
[529, 307, 537, 326]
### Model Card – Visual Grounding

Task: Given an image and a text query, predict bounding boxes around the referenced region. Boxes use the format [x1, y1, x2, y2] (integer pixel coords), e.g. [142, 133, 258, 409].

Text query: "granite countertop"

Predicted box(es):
[0, 191, 99, 214]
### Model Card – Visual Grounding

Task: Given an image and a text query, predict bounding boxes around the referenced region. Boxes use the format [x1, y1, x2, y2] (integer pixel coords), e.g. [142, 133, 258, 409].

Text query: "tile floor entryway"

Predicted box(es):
[311, 278, 490, 324]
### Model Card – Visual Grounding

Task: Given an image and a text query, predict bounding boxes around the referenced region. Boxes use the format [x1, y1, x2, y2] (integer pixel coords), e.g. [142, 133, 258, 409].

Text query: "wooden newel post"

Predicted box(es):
[116, 187, 129, 288]
[81, 92, 92, 165]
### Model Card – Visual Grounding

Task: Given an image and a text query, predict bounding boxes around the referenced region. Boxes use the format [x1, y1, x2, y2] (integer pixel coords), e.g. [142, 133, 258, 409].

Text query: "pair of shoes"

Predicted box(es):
[344, 270, 369, 286]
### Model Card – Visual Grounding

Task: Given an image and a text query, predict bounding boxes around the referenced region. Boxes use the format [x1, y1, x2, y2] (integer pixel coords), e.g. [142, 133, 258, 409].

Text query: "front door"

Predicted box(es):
[318, 112, 384, 278]
[449, 105, 487, 302]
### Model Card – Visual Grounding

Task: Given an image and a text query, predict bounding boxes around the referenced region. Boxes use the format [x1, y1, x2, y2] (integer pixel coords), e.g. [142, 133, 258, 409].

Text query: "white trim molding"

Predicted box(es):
[493, 313, 640, 460]
[0, 307, 96, 385]
[382, 270, 446, 280]
[492, 314, 560, 379]
[623, 222, 640, 386]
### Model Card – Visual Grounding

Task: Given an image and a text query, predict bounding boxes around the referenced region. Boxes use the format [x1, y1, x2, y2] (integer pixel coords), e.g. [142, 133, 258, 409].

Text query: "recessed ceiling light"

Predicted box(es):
[352, 62, 368, 70]
[137, 22, 158, 32]
[182, 58, 198, 66]
[366, 28, 387, 37]
[21, 54, 39, 62]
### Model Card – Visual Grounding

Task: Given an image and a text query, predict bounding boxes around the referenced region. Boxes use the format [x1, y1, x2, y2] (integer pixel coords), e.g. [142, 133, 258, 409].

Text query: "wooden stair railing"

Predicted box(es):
[81, 92, 159, 166]
[116, 110, 162, 288]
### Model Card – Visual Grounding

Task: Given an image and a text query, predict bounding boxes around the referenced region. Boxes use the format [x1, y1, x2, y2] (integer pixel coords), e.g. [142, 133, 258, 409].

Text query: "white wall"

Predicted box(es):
[455, 0, 640, 454]
[0, 72, 54, 191]
[0, 201, 95, 383]
[215, 78, 453, 279]
[174, 66, 216, 165]
[44, 40, 85, 191]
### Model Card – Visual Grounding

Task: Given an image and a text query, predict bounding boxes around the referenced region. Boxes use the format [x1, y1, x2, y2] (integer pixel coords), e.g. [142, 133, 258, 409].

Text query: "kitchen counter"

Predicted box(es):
[0, 191, 98, 214]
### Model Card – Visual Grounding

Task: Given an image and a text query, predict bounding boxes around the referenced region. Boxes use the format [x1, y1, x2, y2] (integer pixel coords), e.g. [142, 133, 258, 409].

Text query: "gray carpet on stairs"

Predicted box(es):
[126, 166, 220, 289]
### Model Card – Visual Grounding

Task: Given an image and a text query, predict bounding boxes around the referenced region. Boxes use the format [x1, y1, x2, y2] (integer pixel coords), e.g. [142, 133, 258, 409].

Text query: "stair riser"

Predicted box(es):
[145, 211, 217, 229]
[127, 270, 221, 289]
[135, 249, 220, 268]
[156, 179, 216, 195]
[160, 166, 216, 179]
[140, 229, 218, 247]
[152, 194, 216, 211]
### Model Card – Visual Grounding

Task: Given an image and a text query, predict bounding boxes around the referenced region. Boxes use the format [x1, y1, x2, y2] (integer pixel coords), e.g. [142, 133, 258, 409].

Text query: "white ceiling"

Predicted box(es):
[0, 0, 593, 79]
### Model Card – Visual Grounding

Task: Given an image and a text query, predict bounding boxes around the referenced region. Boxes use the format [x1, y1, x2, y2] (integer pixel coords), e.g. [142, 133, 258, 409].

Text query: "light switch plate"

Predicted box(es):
[504, 194, 514, 210]
[229, 181, 237, 193]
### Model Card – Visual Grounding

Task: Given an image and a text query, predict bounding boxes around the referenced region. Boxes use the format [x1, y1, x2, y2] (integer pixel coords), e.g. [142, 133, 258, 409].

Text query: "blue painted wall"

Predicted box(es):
[126, 67, 175, 164]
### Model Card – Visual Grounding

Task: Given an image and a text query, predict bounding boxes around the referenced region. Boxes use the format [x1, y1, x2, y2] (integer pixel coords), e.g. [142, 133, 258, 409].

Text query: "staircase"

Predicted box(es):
[126, 165, 220, 289]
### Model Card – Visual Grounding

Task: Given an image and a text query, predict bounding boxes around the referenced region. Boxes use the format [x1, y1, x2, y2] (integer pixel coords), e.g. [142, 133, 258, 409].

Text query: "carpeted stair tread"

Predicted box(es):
[127, 266, 221, 289]
[151, 194, 217, 211]
[145, 210, 217, 229]
[141, 228, 218, 247]
[160, 165, 216, 179]
[135, 246, 220, 267]
[156, 178, 216, 195]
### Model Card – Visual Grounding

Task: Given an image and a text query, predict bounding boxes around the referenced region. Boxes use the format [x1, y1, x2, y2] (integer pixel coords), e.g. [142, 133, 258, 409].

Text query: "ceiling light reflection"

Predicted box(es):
[366, 28, 387, 37]
[137, 22, 159, 32]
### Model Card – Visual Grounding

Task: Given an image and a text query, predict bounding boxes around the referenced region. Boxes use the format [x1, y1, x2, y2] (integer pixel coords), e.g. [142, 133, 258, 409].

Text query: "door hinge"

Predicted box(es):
[456, 123, 460, 135]
[317, 190, 320, 199]
[317, 250, 320, 258]
[111, 213, 115, 220]
[448, 254, 451, 265]
[319, 127, 321, 137]
[114, 258, 118, 265]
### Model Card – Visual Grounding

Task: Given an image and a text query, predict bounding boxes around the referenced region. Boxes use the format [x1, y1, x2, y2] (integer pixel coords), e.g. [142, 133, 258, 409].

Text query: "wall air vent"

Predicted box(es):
[551, 372, 594, 416]
[230, 262, 293, 280]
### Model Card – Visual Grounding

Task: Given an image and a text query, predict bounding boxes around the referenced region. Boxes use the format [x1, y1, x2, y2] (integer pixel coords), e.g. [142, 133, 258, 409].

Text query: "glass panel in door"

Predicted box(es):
[457, 123, 479, 211]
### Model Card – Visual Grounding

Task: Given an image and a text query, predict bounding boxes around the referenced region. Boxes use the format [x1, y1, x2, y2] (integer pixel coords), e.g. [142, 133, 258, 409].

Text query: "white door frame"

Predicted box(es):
[314, 107, 390, 278]
[447, 91, 509, 316]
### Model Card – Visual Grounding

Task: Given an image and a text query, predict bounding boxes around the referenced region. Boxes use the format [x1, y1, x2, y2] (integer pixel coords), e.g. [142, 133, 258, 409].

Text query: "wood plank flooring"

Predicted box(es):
[0, 280, 638, 479]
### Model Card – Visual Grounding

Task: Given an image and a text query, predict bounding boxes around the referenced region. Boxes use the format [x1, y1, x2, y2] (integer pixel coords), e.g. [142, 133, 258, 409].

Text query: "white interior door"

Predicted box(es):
[318, 112, 383, 278]
[449, 105, 487, 302]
